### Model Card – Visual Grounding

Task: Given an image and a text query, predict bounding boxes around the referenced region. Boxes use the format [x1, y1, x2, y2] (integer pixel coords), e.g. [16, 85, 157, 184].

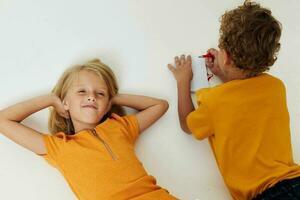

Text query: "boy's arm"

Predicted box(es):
[168, 55, 194, 134]
[176, 81, 194, 134]
[0, 94, 68, 155]
[112, 94, 169, 133]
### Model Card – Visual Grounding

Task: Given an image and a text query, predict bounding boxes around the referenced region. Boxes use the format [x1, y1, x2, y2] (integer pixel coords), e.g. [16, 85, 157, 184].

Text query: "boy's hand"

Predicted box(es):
[205, 48, 223, 77]
[168, 54, 193, 84]
[51, 94, 69, 119]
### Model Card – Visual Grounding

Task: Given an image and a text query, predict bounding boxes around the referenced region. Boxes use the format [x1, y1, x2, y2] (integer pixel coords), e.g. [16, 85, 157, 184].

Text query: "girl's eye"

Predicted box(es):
[97, 92, 105, 96]
[78, 90, 85, 93]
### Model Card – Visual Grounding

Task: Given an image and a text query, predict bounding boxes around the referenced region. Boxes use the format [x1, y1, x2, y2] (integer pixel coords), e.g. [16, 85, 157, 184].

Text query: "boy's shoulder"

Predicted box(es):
[215, 73, 284, 91]
[195, 73, 285, 103]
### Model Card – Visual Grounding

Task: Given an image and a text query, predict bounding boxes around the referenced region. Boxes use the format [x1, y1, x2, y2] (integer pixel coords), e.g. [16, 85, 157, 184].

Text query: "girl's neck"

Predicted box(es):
[73, 121, 97, 133]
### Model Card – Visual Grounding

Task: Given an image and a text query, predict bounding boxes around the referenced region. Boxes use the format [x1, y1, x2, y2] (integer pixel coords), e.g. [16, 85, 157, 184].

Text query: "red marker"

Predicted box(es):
[199, 52, 215, 61]
[199, 52, 215, 81]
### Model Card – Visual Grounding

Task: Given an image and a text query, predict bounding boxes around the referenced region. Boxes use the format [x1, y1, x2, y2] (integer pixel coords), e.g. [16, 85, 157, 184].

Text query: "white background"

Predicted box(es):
[0, 0, 299, 199]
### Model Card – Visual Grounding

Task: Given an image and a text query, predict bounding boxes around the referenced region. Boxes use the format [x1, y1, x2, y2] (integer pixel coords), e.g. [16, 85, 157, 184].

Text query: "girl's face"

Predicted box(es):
[63, 70, 111, 132]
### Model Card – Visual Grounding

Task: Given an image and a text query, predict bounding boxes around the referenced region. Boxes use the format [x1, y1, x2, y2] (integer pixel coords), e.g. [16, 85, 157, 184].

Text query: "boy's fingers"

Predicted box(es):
[175, 56, 180, 66]
[182, 54, 187, 64]
[208, 48, 216, 52]
[179, 55, 184, 65]
[206, 57, 212, 62]
[210, 49, 218, 57]
[205, 57, 213, 64]
[187, 55, 192, 64]
[205, 59, 213, 67]
[180, 54, 185, 65]
[167, 64, 175, 72]
[208, 48, 218, 58]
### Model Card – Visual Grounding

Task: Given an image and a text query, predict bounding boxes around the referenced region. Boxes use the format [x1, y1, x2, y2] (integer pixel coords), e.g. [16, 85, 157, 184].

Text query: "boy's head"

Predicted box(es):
[218, 0, 282, 77]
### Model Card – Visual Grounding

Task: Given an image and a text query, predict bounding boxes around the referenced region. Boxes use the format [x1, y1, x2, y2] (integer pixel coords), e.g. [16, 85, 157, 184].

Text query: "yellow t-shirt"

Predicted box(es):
[187, 73, 300, 200]
[39, 113, 177, 200]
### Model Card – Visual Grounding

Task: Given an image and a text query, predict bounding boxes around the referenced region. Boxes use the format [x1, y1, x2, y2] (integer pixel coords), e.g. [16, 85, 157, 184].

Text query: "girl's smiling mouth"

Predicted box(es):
[82, 104, 98, 110]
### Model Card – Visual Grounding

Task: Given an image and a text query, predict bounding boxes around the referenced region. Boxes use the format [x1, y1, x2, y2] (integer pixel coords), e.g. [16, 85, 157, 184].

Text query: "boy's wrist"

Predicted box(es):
[177, 79, 191, 88]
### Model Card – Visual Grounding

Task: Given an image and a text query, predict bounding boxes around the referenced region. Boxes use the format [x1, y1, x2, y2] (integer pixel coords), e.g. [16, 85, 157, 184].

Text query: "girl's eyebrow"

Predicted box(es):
[75, 85, 107, 91]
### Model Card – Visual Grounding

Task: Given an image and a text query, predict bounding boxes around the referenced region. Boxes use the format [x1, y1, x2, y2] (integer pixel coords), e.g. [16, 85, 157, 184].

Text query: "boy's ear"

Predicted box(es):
[223, 50, 233, 66]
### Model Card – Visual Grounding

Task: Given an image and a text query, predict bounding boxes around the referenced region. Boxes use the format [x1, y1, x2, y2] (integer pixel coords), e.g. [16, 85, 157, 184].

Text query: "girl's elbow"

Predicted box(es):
[0, 114, 19, 123]
[0, 112, 6, 123]
[161, 100, 169, 112]
[156, 99, 169, 113]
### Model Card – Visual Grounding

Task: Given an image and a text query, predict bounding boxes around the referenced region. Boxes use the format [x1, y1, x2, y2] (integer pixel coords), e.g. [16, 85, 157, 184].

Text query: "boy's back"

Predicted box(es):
[167, 1, 300, 199]
[187, 73, 300, 199]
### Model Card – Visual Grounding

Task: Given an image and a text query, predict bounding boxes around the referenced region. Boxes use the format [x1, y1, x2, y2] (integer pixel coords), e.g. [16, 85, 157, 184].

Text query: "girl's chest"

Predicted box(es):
[62, 129, 137, 163]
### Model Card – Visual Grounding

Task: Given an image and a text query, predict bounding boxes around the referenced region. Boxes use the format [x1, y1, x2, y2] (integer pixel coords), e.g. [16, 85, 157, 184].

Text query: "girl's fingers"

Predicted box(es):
[57, 106, 69, 118]
[65, 112, 70, 119]
[65, 111, 70, 118]
[59, 112, 66, 118]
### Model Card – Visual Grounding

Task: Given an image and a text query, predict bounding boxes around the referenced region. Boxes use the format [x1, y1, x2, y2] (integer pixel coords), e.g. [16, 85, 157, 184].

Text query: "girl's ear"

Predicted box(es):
[63, 98, 70, 111]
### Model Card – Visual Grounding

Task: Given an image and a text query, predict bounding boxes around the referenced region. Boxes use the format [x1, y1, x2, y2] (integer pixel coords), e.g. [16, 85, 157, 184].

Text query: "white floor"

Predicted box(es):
[0, 0, 299, 199]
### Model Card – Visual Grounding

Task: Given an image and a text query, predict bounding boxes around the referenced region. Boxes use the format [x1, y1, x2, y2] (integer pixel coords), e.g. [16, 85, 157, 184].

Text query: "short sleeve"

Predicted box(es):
[113, 114, 140, 144]
[186, 89, 213, 140]
[39, 132, 66, 168]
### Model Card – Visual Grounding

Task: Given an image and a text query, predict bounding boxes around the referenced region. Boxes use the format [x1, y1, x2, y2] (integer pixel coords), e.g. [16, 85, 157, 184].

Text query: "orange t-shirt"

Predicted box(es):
[39, 113, 177, 200]
[187, 73, 300, 200]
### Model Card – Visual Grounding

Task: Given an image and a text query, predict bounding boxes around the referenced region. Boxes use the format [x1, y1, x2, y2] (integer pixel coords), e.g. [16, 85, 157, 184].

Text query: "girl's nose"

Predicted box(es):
[87, 97, 95, 102]
[87, 94, 96, 102]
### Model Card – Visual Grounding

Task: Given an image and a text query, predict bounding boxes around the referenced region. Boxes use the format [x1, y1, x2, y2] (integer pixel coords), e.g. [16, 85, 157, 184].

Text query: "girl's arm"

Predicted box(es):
[168, 55, 194, 134]
[0, 94, 68, 155]
[112, 94, 169, 133]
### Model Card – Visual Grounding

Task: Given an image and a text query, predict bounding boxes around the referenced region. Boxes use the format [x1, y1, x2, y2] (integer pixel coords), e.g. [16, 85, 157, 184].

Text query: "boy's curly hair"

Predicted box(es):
[219, 0, 282, 77]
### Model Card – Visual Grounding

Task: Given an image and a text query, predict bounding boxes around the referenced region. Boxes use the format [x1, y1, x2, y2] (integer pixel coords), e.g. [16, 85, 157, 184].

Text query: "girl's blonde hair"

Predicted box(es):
[48, 58, 125, 135]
